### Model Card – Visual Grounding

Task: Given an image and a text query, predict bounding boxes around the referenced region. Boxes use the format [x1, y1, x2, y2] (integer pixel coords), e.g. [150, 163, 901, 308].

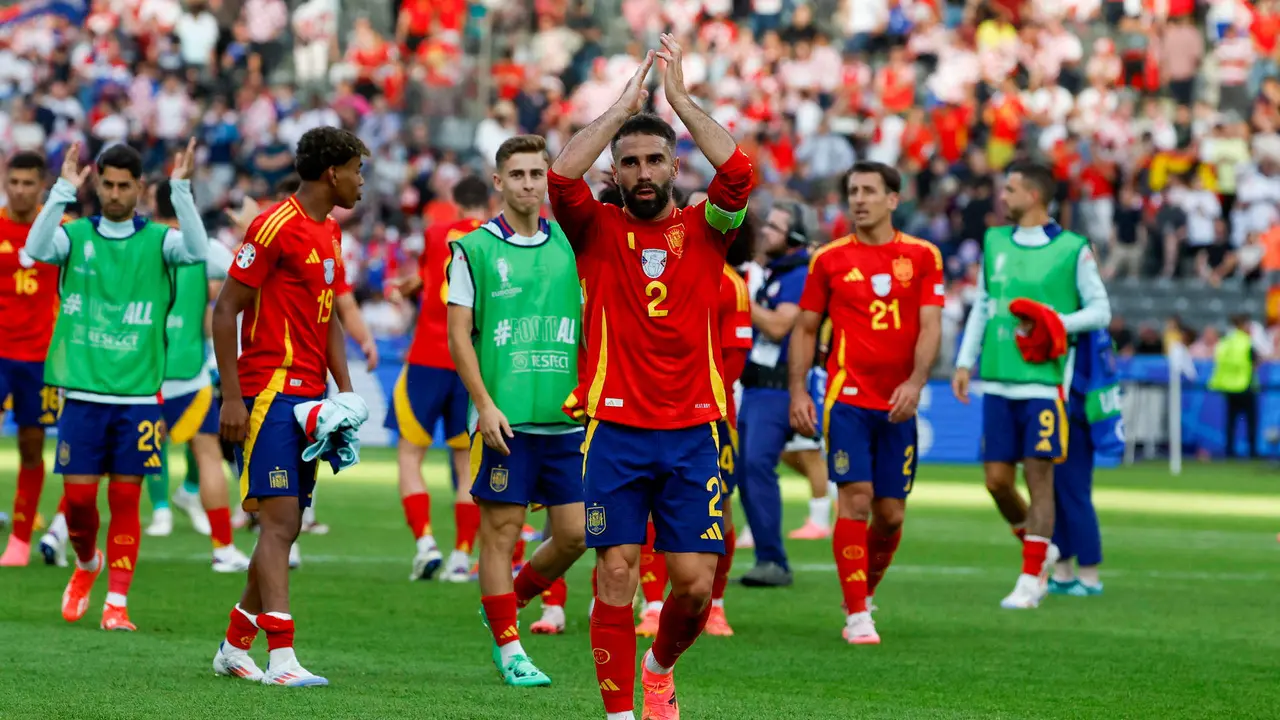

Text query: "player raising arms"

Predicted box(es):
[950, 162, 1111, 609]
[0, 151, 66, 567]
[789, 161, 943, 644]
[27, 140, 206, 630]
[385, 176, 490, 582]
[211, 127, 369, 686]
[447, 134, 587, 687]
[549, 34, 753, 720]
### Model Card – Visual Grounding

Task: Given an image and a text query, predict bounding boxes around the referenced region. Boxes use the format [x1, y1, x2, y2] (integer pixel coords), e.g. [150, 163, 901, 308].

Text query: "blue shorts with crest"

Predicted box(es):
[468, 430, 584, 507]
[55, 399, 164, 476]
[234, 393, 323, 511]
[981, 395, 1067, 464]
[826, 403, 918, 499]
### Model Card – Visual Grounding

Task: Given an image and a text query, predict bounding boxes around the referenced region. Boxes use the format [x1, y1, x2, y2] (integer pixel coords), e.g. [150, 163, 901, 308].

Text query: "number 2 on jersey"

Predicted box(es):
[646, 281, 668, 318]
[316, 288, 334, 323]
[870, 299, 900, 330]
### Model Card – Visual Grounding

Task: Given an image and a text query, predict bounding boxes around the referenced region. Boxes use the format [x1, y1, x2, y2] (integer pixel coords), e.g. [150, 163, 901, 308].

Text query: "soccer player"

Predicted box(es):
[789, 161, 944, 644]
[147, 179, 252, 571]
[446, 134, 586, 687]
[737, 201, 812, 588]
[950, 161, 1111, 609]
[211, 127, 369, 686]
[0, 151, 66, 567]
[385, 175, 490, 582]
[548, 35, 753, 720]
[26, 140, 206, 630]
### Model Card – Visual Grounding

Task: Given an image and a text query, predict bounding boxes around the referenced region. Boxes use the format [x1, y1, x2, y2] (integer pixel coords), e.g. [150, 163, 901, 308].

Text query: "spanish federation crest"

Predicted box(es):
[641, 249, 667, 279]
[489, 467, 509, 492]
[323, 258, 335, 285]
[664, 224, 686, 258]
[586, 504, 607, 536]
[892, 256, 913, 286]
[833, 449, 850, 476]
[870, 273, 892, 298]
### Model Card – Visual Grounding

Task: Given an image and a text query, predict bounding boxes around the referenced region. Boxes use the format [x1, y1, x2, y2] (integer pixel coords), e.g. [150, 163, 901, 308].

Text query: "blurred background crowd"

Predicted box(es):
[2, 0, 1280, 370]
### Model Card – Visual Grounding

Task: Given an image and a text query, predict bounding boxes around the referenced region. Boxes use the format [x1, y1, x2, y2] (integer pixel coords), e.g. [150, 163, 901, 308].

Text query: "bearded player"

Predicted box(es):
[385, 176, 490, 582]
[549, 34, 753, 720]
[211, 127, 369, 686]
[789, 162, 943, 645]
[0, 151, 66, 567]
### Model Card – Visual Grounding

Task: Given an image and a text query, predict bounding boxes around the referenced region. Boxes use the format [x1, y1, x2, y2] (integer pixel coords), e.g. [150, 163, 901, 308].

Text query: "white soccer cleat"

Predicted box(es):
[145, 508, 173, 537]
[39, 530, 68, 567]
[261, 656, 329, 687]
[213, 641, 265, 681]
[842, 611, 881, 645]
[288, 542, 301, 570]
[172, 488, 211, 536]
[212, 546, 252, 573]
[530, 605, 566, 635]
[1038, 543, 1061, 592]
[866, 595, 878, 613]
[440, 550, 471, 583]
[410, 539, 443, 581]
[1001, 573, 1045, 609]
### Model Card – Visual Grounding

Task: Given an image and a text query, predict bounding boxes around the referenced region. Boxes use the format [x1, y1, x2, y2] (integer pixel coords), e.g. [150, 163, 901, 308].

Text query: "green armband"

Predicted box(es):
[705, 201, 747, 233]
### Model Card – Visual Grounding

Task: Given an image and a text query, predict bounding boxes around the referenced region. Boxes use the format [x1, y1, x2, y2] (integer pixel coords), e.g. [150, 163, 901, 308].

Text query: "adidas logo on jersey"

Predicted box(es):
[843, 267, 864, 282]
[144, 454, 162, 468]
[700, 524, 724, 541]
[110, 557, 133, 571]
[306, 249, 321, 264]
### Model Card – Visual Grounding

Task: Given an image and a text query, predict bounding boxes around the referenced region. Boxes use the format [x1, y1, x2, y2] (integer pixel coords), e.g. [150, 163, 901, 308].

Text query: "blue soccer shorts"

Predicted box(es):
[161, 385, 219, 444]
[716, 419, 739, 495]
[981, 394, 1068, 464]
[0, 357, 61, 427]
[384, 363, 470, 451]
[826, 403, 918, 499]
[469, 430, 585, 507]
[55, 399, 165, 476]
[235, 393, 323, 511]
[582, 420, 725, 555]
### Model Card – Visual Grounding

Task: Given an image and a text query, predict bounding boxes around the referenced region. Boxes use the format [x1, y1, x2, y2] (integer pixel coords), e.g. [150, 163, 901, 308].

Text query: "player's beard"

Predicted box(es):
[622, 180, 673, 221]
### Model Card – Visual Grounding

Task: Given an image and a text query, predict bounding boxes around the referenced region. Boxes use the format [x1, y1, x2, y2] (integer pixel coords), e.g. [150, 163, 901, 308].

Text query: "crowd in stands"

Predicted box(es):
[3, 0, 1280, 365]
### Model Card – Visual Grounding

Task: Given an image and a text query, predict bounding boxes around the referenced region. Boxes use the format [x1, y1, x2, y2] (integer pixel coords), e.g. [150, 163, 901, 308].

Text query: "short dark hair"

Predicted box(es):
[275, 174, 301, 197]
[598, 184, 624, 207]
[844, 161, 902, 194]
[8, 151, 45, 173]
[452, 175, 490, 210]
[294, 127, 370, 182]
[153, 178, 177, 220]
[1006, 161, 1057, 206]
[494, 134, 549, 171]
[610, 113, 676, 157]
[97, 144, 143, 178]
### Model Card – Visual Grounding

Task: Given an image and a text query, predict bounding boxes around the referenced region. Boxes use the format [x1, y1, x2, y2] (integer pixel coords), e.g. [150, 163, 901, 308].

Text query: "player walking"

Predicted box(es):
[26, 140, 206, 630]
[549, 35, 753, 720]
[211, 127, 369, 686]
[0, 151, 66, 568]
[789, 162, 944, 644]
[446, 135, 587, 687]
[385, 176, 490, 582]
[950, 161, 1111, 609]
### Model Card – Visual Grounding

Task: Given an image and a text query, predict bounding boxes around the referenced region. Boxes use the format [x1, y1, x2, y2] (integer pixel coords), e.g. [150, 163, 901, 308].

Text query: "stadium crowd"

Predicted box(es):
[2, 0, 1280, 361]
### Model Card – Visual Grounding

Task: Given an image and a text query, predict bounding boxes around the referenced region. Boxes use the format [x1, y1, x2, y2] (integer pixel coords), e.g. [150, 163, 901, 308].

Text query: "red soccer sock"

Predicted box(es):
[542, 576, 567, 607]
[1022, 535, 1050, 576]
[651, 597, 712, 669]
[207, 507, 233, 549]
[513, 563, 555, 608]
[512, 536, 526, 566]
[58, 495, 67, 514]
[590, 600, 637, 714]
[224, 604, 260, 650]
[591, 567, 598, 597]
[454, 502, 479, 554]
[1012, 526, 1027, 543]
[106, 482, 142, 599]
[639, 521, 666, 604]
[481, 592, 521, 647]
[712, 526, 736, 601]
[401, 492, 432, 539]
[833, 517, 869, 614]
[10, 463, 46, 544]
[867, 526, 902, 596]
[64, 482, 100, 565]
[258, 611, 295, 651]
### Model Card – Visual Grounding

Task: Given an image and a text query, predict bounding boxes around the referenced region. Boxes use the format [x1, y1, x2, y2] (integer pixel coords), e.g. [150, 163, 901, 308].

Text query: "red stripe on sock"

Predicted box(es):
[639, 521, 666, 604]
[454, 502, 479, 553]
[64, 482, 100, 565]
[866, 526, 902, 596]
[482, 593, 521, 647]
[207, 507, 233, 549]
[712, 526, 736, 600]
[1022, 537, 1049, 576]
[833, 517, 869, 614]
[10, 463, 45, 544]
[258, 613, 295, 651]
[225, 606, 260, 650]
[542, 576, 567, 606]
[590, 600, 637, 714]
[512, 536, 526, 566]
[590, 567, 598, 597]
[106, 482, 141, 597]
[513, 564, 555, 607]
[651, 598, 712, 669]
[401, 492, 432, 539]
[57, 494, 67, 515]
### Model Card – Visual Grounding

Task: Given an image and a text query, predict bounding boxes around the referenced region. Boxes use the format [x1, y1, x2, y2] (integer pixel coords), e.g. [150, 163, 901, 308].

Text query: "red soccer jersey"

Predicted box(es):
[799, 232, 944, 412]
[549, 149, 754, 429]
[0, 208, 62, 362]
[230, 196, 346, 398]
[719, 263, 752, 428]
[406, 217, 482, 369]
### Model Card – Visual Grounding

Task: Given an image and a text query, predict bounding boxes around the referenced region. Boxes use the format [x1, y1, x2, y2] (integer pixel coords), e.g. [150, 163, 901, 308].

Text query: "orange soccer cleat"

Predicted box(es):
[101, 603, 136, 631]
[788, 521, 832, 540]
[635, 606, 661, 637]
[640, 651, 680, 720]
[704, 605, 734, 637]
[61, 550, 103, 623]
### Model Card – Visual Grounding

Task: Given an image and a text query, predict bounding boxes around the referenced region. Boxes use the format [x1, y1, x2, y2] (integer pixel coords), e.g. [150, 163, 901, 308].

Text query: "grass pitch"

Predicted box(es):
[1, 444, 1277, 720]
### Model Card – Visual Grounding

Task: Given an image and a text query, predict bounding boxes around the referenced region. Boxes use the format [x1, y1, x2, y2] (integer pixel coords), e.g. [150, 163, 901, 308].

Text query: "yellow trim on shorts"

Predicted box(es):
[447, 432, 470, 450]
[1054, 397, 1069, 465]
[822, 332, 847, 446]
[169, 386, 214, 445]
[393, 365, 433, 447]
[469, 431, 485, 484]
[581, 418, 599, 479]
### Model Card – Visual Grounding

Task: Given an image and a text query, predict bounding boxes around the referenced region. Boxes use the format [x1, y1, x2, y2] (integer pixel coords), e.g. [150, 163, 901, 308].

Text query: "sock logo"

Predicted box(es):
[639, 572, 656, 584]
[110, 557, 133, 571]
[841, 545, 865, 560]
[112, 534, 136, 546]
[592, 648, 611, 664]
[599, 678, 620, 691]
[844, 569, 866, 582]
[500, 625, 518, 639]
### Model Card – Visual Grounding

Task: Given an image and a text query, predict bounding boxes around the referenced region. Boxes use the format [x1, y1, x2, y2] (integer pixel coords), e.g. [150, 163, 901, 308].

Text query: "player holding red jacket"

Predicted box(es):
[789, 161, 943, 645]
[548, 34, 753, 720]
